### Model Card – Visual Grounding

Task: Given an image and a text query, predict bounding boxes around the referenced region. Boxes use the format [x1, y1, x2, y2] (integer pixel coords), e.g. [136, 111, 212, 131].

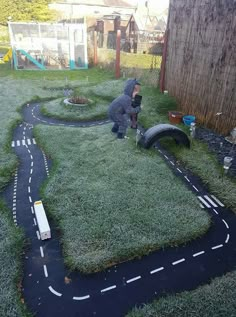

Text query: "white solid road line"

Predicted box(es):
[172, 258, 185, 265]
[48, 286, 62, 297]
[73, 295, 90, 300]
[100, 285, 117, 293]
[43, 265, 48, 278]
[193, 251, 205, 257]
[126, 276, 141, 283]
[150, 267, 164, 274]
[192, 185, 199, 192]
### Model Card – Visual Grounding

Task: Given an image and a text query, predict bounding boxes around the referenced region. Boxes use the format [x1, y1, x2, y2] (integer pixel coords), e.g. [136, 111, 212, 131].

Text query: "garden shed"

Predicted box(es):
[125, 13, 166, 54]
[8, 22, 88, 70]
[162, 0, 236, 135]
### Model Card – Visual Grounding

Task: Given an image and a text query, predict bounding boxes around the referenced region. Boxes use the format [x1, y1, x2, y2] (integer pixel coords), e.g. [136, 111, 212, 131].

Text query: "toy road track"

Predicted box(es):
[3, 103, 236, 317]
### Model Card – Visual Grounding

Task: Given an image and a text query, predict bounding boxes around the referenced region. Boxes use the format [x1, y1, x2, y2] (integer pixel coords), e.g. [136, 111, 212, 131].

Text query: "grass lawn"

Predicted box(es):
[0, 62, 235, 316]
[0, 67, 113, 316]
[35, 124, 210, 273]
[40, 79, 125, 121]
[0, 201, 30, 317]
[126, 270, 236, 317]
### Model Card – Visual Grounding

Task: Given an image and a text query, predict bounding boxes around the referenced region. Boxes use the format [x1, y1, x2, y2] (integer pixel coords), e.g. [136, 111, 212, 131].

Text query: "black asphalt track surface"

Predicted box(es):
[2, 103, 236, 317]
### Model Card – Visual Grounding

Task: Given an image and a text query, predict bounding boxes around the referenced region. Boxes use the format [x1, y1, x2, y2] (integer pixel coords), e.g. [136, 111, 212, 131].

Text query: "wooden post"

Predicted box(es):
[94, 30, 98, 66]
[159, 29, 169, 93]
[115, 29, 121, 78]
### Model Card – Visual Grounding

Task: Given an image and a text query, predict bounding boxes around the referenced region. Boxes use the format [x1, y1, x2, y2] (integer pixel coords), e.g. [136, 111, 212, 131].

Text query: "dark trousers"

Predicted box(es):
[130, 113, 138, 129]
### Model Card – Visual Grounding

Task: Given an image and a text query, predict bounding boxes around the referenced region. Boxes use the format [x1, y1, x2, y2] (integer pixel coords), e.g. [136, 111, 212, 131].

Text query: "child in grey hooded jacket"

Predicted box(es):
[108, 79, 141, 139]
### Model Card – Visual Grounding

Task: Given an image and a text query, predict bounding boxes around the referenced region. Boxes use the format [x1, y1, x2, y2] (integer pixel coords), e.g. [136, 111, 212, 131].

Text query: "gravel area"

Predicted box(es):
[195, 127, 236, 178]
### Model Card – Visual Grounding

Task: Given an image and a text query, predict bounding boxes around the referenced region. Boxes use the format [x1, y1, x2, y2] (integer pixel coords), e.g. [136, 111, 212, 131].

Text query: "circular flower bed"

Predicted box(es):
[69, 96, 89, 104]
[64, 96, 92, 107]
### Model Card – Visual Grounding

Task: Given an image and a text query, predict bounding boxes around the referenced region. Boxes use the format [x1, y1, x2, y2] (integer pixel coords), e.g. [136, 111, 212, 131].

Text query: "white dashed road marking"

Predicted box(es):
[225, 234, 230, 244]
[222, 219, 229, 229]
[73, 295, 90, 300]
[193, 251, 205, 257]
[126, 276, 141, 284]
[43, 265, 48, 277]
[40, 246, 44, 258]
[48, 286, 62, 297]
[184, 176, 190, 182]
[211, 244, 223, 250]
[172, 258, 185, 265]
[101, 285, 117, 293]
[150, 267, 164, 274]
[213, 209, 219, 215]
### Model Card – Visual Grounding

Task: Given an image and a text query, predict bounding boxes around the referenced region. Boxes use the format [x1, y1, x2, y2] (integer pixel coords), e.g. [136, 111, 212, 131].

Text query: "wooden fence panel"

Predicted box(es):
[165, 0, 236, 135]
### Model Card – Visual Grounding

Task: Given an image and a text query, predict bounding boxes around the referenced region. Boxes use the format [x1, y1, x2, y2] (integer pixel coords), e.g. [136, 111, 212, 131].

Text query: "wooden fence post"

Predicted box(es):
[115, 29, 121, 78]
[159, 29, 169, 93]
[94, 30, 98, 66]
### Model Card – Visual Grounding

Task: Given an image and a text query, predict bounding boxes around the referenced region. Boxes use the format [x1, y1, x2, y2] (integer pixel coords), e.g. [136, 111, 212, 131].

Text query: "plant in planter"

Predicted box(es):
[68, 96, 89, 104]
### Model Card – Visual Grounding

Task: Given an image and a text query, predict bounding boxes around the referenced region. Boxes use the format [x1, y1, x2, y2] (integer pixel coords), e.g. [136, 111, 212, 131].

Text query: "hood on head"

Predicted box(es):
[123, 79, 140, 97]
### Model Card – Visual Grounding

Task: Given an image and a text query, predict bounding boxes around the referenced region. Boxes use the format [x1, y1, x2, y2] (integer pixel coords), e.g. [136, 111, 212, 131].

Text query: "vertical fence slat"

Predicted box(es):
[165, 0, 236, 135]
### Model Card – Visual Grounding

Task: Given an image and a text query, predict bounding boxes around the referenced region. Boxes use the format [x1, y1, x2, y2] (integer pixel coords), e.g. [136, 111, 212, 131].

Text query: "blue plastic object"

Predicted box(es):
[183, 115, 196, 126]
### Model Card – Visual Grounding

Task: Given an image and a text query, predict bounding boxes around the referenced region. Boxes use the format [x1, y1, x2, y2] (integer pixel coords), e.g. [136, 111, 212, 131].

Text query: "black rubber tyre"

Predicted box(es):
[138, 124, 190, 149]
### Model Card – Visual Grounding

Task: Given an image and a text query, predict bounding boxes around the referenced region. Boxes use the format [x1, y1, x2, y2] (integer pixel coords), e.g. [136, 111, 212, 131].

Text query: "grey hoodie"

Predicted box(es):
[108, 79, 141, 117]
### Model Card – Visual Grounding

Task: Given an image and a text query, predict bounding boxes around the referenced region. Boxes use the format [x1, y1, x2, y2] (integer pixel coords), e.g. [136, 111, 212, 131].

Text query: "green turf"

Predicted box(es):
[40, 79, 125, 121]
[0, 200, 31, 317]
[126, 270, 236, 317]
[0, 65, 235, 316]
[35, 123, 210, 273]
